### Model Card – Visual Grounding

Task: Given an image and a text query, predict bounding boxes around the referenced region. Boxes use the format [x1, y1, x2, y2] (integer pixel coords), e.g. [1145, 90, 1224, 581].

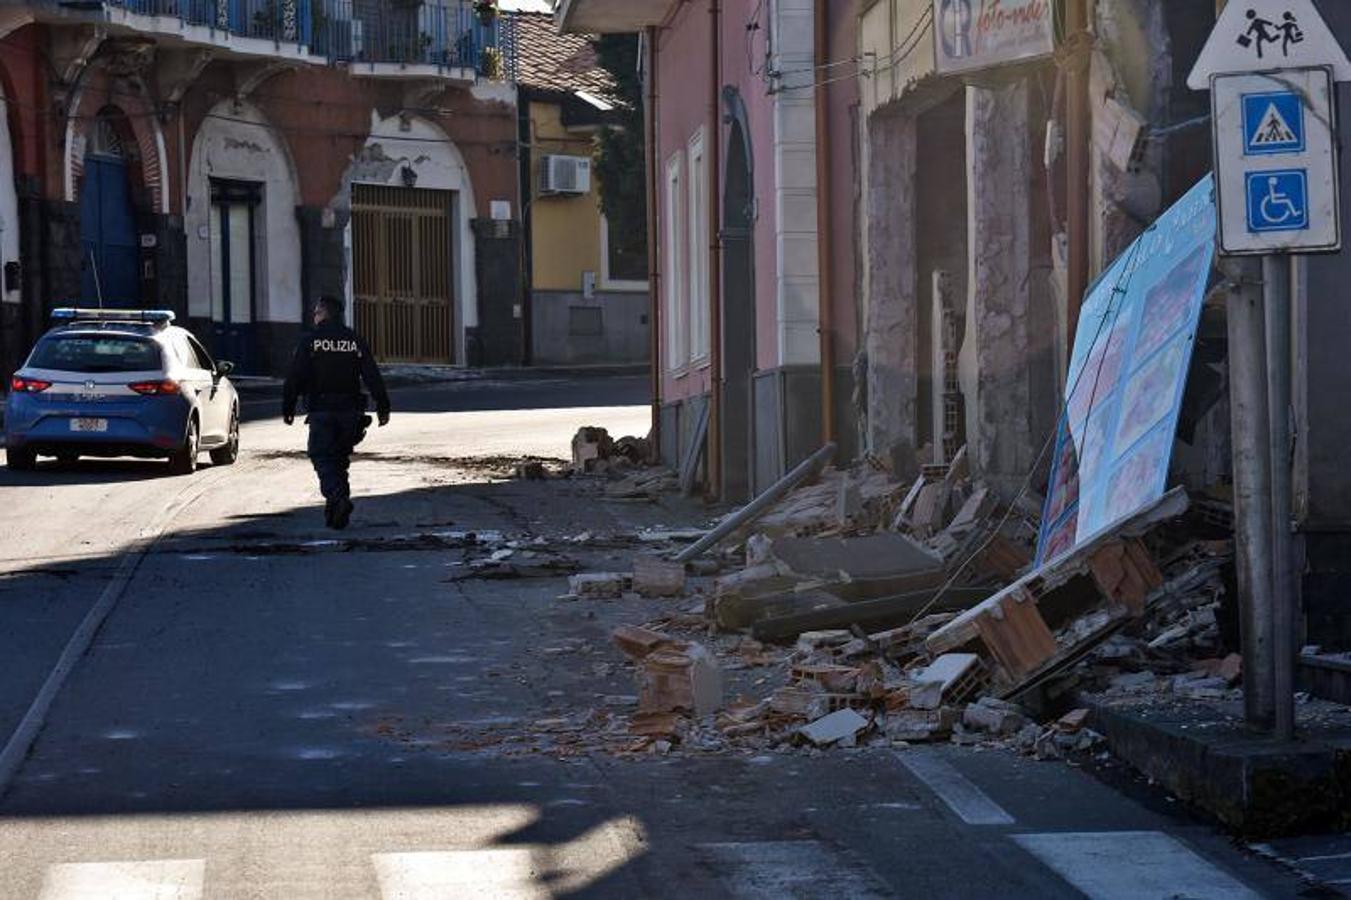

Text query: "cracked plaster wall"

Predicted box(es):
[185, 99, 302, 324]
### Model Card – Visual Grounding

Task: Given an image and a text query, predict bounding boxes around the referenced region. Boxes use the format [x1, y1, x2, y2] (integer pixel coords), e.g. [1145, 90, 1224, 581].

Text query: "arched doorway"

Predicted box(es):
[346, 115, 477, 365]
[721, 104, 756, 503]
[79, 109, 140, 307]
[187, 100, 303, 375]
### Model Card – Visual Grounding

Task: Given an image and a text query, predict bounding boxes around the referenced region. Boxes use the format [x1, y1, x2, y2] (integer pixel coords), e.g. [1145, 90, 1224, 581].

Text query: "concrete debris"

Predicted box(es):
[962, 697, 1030, 736]
[1057, 708, 1090, 732]
[566, 572, 632, 599]
[797, 708, 870, 747]
[608, 469, 679, 500]
[612, 624, 674, 660]
[577, 453, 1255, 773]
[633, 556, 687, 597]
[572, 426, 614, 472]
[638, 643, 723, 717]
[910, 653, 987, 710]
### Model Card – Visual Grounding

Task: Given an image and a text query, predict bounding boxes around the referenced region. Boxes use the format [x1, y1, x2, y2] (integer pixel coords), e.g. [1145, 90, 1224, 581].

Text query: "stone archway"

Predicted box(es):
[342, 114, 478, 365]
[186, 100, 303, 374]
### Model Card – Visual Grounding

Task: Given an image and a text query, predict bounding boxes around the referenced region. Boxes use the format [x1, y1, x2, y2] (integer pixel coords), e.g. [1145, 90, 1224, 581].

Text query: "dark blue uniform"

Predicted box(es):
[283, 323, 390, 522]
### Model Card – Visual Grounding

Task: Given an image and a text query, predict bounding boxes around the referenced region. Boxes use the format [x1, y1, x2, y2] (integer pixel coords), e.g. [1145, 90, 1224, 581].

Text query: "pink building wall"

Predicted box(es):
[654, 0, 859, 404]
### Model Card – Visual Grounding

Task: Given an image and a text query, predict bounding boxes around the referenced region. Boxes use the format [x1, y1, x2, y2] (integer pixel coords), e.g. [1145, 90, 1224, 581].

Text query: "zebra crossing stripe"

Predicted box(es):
[372, 849, 546, 899]
[896, 751, 1016, 825]
[39, 859, 205, 900]
[1013, 832, 1263, 900]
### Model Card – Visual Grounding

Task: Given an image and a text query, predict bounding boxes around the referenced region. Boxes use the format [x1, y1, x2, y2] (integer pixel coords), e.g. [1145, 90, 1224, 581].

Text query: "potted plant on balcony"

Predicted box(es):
[480, 45, 503, 79]
[474, 0, 498, 26]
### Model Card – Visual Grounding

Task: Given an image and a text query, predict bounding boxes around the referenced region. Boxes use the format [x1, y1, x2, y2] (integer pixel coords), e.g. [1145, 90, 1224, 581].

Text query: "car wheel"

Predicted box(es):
[210, 408, 240, 466]
[6, 447, 36, 471]
[169, 417, 199, 475]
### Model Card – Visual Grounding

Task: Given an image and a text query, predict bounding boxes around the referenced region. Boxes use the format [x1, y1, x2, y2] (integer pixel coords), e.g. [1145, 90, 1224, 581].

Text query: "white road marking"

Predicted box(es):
[1298, 851, 1351, 862]
[896, 751, 1016, 825]
[372, 850, 547, 899]
[699, 841, 892, 899]
[39, 859, 205, 900]
[1013, 832, 1263, 900]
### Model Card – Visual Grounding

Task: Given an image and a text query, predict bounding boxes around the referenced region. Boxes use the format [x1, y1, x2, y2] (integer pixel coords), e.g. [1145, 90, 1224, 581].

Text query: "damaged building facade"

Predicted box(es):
[556, 0, 1351, 653]
[0, 0, 521, 377]
[861, 0, 1351, 650]
[858, 0, 1219, 494]
[558, 0, 863, 504]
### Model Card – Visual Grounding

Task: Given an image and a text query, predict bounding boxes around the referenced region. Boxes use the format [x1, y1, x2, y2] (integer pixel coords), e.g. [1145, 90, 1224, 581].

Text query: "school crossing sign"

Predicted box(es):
[1190, 2, 1349, 255]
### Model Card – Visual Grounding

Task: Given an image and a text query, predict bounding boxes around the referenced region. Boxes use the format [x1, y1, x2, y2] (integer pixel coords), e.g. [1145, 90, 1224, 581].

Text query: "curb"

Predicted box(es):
[1081, 693, 1351, 837]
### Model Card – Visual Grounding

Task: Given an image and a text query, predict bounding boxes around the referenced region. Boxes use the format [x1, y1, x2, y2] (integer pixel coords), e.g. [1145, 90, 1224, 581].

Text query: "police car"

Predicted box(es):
[4, 309, 240, 474]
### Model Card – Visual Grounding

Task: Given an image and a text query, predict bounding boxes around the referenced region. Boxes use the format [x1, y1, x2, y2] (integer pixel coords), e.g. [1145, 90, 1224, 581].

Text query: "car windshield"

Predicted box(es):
[28, 335, 163, 373]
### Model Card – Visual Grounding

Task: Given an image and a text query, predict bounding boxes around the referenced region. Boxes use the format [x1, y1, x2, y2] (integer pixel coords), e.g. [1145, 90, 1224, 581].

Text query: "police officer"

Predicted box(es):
[283, 295, 391, 529]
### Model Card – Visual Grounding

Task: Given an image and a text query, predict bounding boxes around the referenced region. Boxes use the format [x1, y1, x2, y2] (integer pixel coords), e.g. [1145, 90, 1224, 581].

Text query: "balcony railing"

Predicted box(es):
[329, 0, 510, 76]
[35, 0, 515, 78]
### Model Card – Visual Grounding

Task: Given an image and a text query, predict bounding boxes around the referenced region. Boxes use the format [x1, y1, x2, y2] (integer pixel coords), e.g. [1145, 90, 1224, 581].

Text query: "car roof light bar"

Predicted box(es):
[50, 308, 176, 325]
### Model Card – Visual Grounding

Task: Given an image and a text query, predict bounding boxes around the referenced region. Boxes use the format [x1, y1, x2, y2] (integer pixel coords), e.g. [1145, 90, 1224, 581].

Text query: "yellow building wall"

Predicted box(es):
[530, 101, 604, 292]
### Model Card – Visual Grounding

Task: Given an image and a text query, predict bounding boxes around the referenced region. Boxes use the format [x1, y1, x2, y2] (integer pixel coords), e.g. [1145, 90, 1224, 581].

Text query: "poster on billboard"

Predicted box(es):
[1034, 176, 1218, 566]
[934, 0, 1055, 75]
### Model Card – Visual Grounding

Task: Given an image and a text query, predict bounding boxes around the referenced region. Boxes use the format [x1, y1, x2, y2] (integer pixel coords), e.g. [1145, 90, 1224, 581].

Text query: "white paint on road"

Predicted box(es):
[101, 729, 141, 740]
[39, 859, 205, 900]
[896, 751, 1016, 825]
[372, 843, 545, 891]
[699, 841, 892, 899]
[1013, 832, 1263, 900]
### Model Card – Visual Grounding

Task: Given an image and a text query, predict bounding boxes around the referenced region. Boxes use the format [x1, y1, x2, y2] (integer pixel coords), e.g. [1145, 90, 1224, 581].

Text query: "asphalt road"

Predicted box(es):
[0, 373, 1324, 898]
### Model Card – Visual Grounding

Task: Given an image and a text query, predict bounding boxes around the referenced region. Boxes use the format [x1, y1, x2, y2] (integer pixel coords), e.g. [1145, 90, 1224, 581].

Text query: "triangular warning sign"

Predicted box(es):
[1188, 0, 1351, 90]
[1252, 102, 1298, 146]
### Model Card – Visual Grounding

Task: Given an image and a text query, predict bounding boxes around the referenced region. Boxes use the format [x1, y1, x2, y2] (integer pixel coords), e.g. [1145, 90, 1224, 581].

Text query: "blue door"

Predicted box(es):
[80, 155, 141, 307]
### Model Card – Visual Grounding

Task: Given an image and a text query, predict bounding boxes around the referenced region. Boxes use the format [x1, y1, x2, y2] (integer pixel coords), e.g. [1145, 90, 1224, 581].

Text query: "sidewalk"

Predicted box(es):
[232, 362, 648, 395]
[1081, 691, 1351, 837]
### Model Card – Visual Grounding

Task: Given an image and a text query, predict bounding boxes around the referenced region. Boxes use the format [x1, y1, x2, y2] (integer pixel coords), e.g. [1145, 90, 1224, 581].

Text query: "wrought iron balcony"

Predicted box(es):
[31, 0, 516, 79]
[330, 0, 514, 79]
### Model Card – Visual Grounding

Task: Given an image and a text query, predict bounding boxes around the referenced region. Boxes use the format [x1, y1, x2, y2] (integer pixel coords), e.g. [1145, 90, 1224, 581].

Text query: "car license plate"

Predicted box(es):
[69, 418, 108, 433]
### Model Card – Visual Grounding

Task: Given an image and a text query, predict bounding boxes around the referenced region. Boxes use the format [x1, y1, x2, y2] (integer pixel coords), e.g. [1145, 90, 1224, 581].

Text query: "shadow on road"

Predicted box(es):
[0, 465, 707, 896]
[0, 457, 211, 488]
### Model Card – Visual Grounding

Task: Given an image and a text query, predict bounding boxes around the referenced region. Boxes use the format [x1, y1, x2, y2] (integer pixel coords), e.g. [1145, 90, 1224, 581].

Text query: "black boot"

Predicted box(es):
[332, 498, 354, 530]
[324, 498, 338, 528]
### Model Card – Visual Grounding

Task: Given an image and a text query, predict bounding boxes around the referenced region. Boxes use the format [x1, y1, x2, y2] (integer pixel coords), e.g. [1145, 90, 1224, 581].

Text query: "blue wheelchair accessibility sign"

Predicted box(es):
[1243, 91, 1305, 156]
[1246, 169, 1309, 232]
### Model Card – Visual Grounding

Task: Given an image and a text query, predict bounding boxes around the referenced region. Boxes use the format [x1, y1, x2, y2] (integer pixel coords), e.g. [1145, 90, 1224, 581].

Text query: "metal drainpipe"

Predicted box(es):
[814, 0, 835, 446]
[1065, 0, 1090, 338]
[517, 87, 533, 365]
[646, 26, 662, 463]
[707, 0, 723, 498]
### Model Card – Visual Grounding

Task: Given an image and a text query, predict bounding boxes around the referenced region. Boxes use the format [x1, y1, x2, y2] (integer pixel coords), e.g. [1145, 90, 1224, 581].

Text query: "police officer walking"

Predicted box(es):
[283, 296, 391, 529]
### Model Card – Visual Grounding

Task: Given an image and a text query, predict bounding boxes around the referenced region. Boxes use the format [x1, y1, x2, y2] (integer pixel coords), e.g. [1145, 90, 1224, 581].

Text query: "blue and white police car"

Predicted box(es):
[4, 309, 240, 474]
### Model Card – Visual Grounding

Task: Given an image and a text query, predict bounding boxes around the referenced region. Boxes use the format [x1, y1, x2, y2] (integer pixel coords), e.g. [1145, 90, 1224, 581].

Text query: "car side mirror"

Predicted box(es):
[215, 360, 235, 378]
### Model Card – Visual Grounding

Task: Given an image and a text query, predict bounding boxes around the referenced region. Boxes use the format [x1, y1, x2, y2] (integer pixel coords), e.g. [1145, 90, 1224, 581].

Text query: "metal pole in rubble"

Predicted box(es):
[1224, 256, 1277, 730]
[1264, 254, 1296, 741]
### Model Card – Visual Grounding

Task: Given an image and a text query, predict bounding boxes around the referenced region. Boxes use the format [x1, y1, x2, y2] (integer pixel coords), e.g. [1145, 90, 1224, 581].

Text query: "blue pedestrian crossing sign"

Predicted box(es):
[1243, 91, 1305, 155]
[1246, 169, 1309, 232]
[1211, 68, 1340, 254]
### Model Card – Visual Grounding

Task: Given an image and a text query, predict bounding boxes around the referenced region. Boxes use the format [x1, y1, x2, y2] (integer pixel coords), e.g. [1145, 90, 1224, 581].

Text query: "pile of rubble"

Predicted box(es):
[570, 426, 653, 476]
[583, 446, 1242, 759]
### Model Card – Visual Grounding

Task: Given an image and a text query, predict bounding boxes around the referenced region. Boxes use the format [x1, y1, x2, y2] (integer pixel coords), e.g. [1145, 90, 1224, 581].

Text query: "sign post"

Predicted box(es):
[1190, 0, 1351, 740]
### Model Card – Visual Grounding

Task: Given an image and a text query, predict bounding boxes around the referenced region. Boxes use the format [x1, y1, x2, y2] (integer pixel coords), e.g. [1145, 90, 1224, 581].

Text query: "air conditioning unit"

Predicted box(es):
[539, 155, 591, 196]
